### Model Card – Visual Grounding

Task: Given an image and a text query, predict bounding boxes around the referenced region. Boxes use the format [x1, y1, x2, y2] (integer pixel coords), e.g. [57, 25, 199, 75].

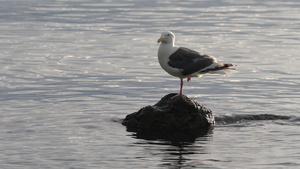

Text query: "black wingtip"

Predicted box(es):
[224, 63, 234, 67]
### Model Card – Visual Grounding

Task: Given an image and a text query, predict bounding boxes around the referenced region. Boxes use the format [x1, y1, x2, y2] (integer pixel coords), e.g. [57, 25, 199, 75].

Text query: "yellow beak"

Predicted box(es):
[157, 37, 163, 43]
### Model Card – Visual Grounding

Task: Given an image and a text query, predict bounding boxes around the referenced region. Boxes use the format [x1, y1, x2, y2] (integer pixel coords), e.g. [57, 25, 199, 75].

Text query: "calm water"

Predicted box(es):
[1, 0, 299, 168]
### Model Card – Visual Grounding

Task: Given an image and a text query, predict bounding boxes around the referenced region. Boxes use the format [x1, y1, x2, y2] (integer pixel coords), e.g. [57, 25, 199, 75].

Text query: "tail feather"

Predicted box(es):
[201, 63, 235, 75]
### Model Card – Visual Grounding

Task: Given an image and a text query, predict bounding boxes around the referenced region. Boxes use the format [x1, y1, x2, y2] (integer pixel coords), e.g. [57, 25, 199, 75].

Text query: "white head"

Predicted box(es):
[157, 31, 175, 45]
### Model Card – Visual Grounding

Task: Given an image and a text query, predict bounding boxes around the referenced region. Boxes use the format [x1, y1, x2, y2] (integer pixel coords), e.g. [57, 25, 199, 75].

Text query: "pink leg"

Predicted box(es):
[171, 78, 183, 99]
[187, 77, 191, 82]
[179, 78, 183, 95]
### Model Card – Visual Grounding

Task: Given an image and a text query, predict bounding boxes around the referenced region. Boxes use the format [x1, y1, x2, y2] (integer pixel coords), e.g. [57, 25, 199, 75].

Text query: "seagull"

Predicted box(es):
[157, 31, 233, 99]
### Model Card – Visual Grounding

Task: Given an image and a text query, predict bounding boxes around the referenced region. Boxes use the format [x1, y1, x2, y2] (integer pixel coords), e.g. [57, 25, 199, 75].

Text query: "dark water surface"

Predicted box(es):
[1, 0, 299, 168]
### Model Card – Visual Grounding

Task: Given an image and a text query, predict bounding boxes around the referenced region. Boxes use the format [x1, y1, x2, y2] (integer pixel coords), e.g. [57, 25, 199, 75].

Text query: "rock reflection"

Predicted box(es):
[132, 127, 213, 144]
[129, 127, 213, 168]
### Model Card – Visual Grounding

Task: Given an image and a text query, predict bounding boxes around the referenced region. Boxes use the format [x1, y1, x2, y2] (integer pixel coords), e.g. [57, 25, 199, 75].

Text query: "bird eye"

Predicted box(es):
[167, 34, 170, 36]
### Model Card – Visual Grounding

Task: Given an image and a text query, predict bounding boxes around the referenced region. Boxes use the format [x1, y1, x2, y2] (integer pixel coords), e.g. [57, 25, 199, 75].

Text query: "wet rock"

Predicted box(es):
[215, 114, 292, 124]
[122, 93, 215, 134]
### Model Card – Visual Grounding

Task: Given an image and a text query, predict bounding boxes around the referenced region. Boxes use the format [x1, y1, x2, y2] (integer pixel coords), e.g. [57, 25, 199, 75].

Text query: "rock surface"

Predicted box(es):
[122, 93, 215, 134]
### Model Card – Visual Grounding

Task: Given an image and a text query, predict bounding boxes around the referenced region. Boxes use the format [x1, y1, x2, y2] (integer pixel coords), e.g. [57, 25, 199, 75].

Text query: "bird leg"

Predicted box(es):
[187, 77, 191, 82]
[171, 78, 183, 100]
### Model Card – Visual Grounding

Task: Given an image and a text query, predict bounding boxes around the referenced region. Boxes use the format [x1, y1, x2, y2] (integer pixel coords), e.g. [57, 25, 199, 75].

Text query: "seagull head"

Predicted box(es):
[157, 31, 175, 44]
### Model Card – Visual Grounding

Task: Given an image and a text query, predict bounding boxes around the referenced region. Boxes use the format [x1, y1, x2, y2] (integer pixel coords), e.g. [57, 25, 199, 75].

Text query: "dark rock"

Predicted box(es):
[122, 93, 215, 134]
[215, 114, 292, 124]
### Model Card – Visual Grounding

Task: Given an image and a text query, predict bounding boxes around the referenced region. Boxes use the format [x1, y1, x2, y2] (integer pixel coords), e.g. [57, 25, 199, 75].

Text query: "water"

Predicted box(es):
[0, 0, 299, 168]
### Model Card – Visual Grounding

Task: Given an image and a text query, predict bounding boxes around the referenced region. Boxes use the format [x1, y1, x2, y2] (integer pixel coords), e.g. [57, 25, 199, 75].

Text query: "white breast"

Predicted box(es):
[157, 44, 183, 78]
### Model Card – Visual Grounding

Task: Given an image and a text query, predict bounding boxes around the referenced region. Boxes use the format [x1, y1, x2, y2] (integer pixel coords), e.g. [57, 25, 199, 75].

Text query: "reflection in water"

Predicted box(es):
[129, 128, 213, 168]
[131, 127, 213, 144]
[125, 113, 294, 168]
[159, 143, 204, 168]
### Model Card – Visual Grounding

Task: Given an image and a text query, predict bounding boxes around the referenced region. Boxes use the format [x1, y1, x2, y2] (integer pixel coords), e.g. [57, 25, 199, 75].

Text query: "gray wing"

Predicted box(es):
[168, 47, 215, 76]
